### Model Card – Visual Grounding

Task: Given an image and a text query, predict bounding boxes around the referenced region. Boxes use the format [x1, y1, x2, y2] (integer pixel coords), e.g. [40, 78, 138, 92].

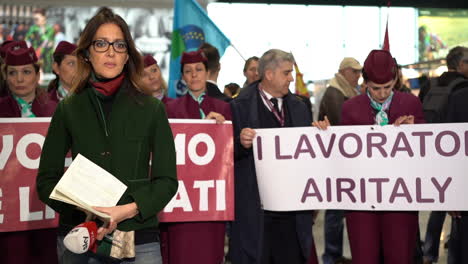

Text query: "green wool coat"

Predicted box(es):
[37, 82, 178, 232]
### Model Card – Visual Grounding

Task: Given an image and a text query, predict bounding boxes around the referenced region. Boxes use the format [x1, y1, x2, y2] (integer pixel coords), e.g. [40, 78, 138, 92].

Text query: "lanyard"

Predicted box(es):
[259, 87, 285, 127]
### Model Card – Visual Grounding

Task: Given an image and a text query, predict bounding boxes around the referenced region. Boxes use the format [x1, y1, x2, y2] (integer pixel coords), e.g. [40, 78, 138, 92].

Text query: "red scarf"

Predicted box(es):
[90, 73, 125, 96]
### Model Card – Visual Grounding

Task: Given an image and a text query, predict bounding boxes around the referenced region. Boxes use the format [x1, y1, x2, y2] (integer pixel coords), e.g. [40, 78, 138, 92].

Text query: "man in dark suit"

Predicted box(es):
[200, 42, 231, 102]
[444, 46, 468, 264]
[229, 49, 317, 264]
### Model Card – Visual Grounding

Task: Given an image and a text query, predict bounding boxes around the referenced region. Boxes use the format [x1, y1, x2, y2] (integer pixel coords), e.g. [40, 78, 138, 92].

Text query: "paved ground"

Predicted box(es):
[225, 211, 453, 263]
[312, 211, 451, 263]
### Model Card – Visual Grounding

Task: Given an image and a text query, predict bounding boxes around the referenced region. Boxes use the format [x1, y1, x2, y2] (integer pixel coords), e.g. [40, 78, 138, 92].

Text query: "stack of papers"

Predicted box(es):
[50, 154, 128, 220]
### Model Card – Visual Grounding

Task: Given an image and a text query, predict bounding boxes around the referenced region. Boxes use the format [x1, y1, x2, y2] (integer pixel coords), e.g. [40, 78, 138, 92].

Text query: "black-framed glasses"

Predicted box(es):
[91, 39, 127, 53]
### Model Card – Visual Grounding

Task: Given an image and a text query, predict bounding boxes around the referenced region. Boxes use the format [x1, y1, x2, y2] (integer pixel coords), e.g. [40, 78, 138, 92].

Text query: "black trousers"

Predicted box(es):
[261, 212, 304, 264]
[448, 213, 468, 264]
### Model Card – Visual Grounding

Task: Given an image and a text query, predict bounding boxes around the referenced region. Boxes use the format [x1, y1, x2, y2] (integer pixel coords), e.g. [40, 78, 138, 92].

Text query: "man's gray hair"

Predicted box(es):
[258, 49, 295, 80]
[446, 46, 468, 71]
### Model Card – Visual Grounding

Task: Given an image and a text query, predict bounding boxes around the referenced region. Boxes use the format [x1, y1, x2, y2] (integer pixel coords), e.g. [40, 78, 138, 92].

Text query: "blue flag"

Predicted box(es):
[169, 0, 231, 98]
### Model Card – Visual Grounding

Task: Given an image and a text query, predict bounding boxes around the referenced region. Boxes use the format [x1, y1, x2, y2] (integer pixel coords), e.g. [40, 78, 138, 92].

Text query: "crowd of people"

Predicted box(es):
[1, 6, 468, 264]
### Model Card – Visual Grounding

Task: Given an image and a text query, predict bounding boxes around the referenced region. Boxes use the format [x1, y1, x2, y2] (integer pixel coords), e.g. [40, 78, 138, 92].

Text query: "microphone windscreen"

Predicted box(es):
[63, 221, 98, 254]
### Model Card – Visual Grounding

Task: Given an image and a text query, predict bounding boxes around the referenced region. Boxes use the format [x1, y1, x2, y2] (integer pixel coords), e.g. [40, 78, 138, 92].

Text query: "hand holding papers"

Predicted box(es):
[50, 154, 127, 220]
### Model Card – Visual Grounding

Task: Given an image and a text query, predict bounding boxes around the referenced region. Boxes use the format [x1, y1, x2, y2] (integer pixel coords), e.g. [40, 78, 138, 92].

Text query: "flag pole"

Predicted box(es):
[230, 42, 246, 61]
[382, 1, 391, 51]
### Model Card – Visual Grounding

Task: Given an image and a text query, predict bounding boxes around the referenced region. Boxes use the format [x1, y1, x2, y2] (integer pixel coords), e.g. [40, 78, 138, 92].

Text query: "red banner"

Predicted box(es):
[159, 119, 234, 222]
[0, 118, 60, 232]
[0, 118, 234, 232]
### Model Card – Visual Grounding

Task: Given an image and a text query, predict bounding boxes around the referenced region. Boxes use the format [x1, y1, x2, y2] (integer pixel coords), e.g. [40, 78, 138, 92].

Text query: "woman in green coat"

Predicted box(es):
[36, 7, 178, 264]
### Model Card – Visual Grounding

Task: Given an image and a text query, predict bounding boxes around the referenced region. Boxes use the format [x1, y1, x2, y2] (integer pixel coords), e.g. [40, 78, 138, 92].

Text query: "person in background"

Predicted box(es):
[48, 41, 77, 102]
[314, 49, 424, 264]
[242, 56, 260, 88]
[200, 42, 231, 102]
[393, 60, 411, 93]
[224, 82, 240, 98]
[36, 7, 178, 264]
[318, 57, 362, 264]
[161, 49, 231, 264]
[0, 40, 27, 97]
[53, 24, 67, 49]
[25, 8, 55, 73]
[141, 54, 173, 105]
[319, 57, 361, 126]
[230, 49, 317, 264]
[0, 45, 58, 264]
[423, 46, 468, 264]
[0, 45, 57, 117]
[445, 46, 468, 264]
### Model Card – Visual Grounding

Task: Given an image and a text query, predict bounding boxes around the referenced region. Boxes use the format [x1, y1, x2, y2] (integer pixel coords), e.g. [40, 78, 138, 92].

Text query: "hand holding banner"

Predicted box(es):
[253, 123, 468, 212]
[0, 118, 234, 232]
[158, 119, 234, 222]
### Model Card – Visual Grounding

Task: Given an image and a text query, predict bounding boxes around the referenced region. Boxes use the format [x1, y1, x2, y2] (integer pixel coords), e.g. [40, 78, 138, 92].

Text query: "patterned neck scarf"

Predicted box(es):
[13, 95, 36, 117]
[90, 72, 125, 96]
[57, 82, 69, 100]
[367, 90, 393, 126]
[188, 90, 206, 119]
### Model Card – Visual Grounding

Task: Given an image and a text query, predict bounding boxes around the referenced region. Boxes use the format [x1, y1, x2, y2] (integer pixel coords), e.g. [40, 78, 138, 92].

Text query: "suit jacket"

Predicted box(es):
[206, 81, 231, 102]
[166, 93, 231, 120]
[229, 81, 313, 263]
[0, 93, 57, 117]
[341, 91, 425, 125]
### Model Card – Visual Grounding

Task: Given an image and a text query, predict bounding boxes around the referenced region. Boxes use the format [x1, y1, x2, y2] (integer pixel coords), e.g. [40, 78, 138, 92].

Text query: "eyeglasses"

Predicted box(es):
[91, 39, 127, 53]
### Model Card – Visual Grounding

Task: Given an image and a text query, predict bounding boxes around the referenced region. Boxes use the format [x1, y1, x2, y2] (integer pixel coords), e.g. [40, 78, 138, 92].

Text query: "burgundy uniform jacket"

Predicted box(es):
[0, 93, 58, 117]
[166, 93, 231, 120]
[341, 90, 425, 126]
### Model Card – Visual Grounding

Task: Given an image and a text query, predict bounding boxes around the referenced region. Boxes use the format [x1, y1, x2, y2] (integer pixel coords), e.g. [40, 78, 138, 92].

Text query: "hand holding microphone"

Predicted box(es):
[63, 221, 99, 254]
[63, 221, 123, 254]
[64, 203, 139, 254]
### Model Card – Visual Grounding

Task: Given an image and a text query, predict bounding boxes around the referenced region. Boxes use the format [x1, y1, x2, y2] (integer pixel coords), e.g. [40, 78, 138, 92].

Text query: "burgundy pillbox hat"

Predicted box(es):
[363, 49, 396, 84]
[0, 40, 28, 59]
[5, 47, 38, 66]
[180, 49, 207, 65]
[54, 41, 77, 56]
[143, 54, 157, 68]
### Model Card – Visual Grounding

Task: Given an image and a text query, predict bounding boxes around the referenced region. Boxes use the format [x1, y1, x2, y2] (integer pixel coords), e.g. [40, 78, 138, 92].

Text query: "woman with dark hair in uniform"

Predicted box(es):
[47, 41, 77, 102]
[161, 49, 231, 264]
[314, 49, 424, 264]
[0, 44, 58, 264]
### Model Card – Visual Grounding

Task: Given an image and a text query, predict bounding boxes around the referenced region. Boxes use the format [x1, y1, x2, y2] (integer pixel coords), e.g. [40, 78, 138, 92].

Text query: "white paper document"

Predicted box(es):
[50, 154, 128, 220]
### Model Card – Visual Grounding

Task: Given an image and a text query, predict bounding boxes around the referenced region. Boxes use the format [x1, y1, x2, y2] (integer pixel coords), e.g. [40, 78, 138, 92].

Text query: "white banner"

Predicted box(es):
[253, 123, 468, 211]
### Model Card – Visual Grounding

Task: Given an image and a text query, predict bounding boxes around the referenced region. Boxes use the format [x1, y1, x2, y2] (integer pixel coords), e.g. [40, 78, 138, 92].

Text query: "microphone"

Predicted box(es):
[63, 221, 98, 254]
